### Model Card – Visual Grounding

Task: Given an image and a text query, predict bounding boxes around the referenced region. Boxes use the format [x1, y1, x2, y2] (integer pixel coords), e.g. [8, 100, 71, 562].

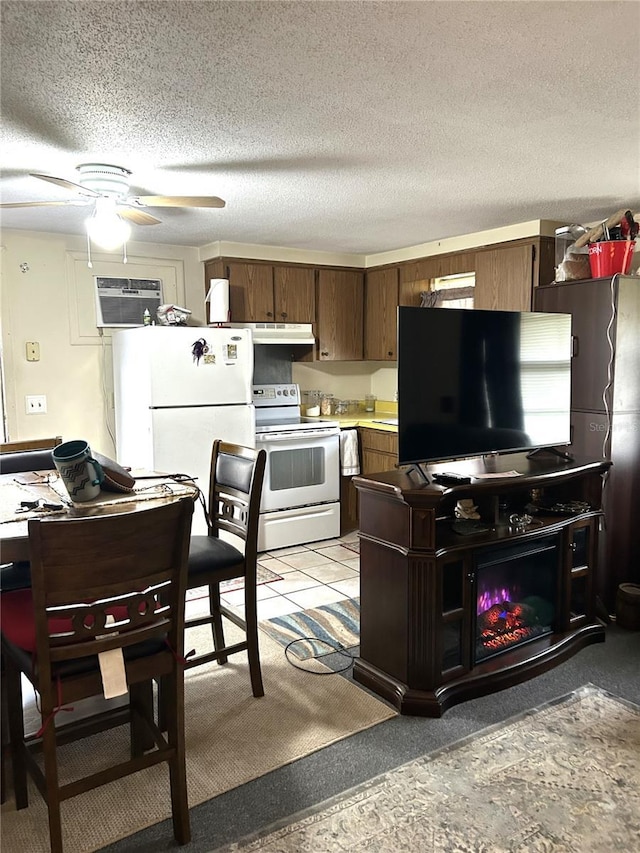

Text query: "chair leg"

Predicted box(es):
[244, 582, 264, 698]
[157, 676, 172, 734]
[129, 681, 154, 756]
[41, 718, 64, 853]
[165, 669, 190, 844]
[1, 654, 7, 804]
[4, 655, 28, 809]
[209, 584, 228, 665]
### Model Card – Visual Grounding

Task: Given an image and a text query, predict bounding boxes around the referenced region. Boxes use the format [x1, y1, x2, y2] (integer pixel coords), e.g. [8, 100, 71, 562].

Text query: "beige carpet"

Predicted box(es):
[1, 625, 395, 853]
[210, 684, 640, 852]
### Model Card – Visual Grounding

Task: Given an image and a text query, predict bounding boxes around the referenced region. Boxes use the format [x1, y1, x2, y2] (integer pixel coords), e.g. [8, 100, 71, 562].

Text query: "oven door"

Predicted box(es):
[255, 429, 340, 512]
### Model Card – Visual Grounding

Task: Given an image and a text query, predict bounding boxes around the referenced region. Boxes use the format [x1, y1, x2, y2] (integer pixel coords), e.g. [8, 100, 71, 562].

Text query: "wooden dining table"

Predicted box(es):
[0, 470, 199, 564]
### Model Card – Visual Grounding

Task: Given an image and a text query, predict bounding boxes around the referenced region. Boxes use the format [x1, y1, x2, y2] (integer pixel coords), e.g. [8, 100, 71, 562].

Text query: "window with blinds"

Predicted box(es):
[519, 313, 572, 444]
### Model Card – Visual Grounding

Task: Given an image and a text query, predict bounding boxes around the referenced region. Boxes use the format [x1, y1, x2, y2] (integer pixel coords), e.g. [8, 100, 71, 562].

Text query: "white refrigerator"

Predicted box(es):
[112, 326, 255, 533]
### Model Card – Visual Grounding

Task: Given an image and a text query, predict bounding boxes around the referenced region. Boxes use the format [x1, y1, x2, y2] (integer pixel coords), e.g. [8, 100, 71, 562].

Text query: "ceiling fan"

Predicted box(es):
[2, 163, 226, 262]
[0, 163, 226, 226]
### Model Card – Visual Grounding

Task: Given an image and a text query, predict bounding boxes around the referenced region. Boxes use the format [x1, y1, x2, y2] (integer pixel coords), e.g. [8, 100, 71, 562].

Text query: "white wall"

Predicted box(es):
[0, 230, 203, 454]
[291, 361, 398, 405]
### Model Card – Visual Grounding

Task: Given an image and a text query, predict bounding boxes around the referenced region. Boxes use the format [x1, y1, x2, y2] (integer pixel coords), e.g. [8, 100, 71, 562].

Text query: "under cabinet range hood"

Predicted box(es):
[226, 322, 315, 345]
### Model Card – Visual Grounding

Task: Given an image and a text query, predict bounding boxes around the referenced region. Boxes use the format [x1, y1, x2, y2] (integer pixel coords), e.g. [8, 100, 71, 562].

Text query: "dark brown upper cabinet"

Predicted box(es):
[365, 267, 399, 360]
[316, 268, 364, 361]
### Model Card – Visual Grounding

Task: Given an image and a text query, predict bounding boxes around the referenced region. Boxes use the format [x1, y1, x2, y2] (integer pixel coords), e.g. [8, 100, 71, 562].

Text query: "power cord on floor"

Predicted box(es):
[284, 637, 356, 674]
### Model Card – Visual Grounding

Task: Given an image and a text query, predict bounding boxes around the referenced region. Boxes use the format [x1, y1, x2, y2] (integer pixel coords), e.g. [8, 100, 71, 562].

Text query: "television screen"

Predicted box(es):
[397, 306, 572, 466]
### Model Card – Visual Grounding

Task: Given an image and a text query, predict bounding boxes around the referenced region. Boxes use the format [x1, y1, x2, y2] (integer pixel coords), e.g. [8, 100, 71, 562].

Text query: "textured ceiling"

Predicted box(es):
[1, 0, 638, 255]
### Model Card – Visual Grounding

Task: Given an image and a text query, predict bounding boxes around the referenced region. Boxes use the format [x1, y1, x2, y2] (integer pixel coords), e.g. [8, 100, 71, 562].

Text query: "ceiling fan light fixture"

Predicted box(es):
[86, 197, 131, 249]
[77, 163, 131, 199]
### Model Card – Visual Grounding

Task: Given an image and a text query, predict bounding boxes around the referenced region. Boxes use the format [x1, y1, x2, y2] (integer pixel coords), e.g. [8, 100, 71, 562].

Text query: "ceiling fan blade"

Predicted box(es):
[0, 199, 91, 208]
[119, 207, 162, 226]
[133, 195, 226, 208]
[30, 173, 99, 197]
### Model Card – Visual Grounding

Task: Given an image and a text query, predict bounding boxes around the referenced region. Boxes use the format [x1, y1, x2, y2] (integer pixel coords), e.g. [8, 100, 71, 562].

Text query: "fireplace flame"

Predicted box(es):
[477, 586, 520, 615]
[477, 600, 539, 653]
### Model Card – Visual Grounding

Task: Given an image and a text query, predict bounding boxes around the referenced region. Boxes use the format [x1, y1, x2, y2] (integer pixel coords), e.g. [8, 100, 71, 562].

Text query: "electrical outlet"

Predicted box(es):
[26, 341, 40, 361]
[25, 394, 47, 414]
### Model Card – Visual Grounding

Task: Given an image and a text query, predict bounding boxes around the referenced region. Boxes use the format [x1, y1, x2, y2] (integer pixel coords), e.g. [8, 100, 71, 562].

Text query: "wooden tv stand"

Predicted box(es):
[353, 453, 610, 716]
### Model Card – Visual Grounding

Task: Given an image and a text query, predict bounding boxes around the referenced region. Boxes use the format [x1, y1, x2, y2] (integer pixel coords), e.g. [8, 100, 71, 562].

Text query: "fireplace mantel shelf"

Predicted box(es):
[353, 453, 610, 716]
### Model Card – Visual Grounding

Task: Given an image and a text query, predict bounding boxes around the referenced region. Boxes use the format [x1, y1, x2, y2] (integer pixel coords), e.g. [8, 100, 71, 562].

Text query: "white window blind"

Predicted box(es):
[520, 314, 571, 443]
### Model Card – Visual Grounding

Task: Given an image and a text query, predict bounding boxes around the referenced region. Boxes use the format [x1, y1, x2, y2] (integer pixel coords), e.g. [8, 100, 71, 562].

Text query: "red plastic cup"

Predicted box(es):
[588, 240, 635, 277]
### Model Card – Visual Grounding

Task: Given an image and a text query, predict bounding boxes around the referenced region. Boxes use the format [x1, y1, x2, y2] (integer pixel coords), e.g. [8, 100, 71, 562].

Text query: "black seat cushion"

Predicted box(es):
[0, 449, 55, 474]
[0, 561, 31, 591]
[188, 535, 244, 579]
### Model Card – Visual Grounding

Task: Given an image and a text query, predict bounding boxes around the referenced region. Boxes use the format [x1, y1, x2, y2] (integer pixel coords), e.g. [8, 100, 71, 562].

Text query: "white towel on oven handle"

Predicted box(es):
[340, 429, 360, 476]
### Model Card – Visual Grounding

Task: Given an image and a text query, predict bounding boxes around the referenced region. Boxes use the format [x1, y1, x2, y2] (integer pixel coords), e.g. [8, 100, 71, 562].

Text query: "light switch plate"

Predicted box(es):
[25, 394, 47, 414]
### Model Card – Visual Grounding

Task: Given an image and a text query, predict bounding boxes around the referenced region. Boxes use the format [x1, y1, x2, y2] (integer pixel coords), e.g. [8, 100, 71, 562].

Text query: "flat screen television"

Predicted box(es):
[397, 306, 572, 466]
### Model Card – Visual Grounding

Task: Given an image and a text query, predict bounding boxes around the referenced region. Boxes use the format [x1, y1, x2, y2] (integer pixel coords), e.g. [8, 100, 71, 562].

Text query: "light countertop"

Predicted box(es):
[312, 403, 398, 432]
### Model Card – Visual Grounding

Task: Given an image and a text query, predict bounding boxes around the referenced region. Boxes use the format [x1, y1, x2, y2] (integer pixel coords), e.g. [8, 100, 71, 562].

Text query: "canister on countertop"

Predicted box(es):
[320, 393, 335, 416]
[304, 390, 321, 417]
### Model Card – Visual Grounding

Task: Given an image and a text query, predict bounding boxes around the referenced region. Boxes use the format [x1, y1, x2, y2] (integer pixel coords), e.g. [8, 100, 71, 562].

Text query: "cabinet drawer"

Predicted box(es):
[359, 428, 398, 454]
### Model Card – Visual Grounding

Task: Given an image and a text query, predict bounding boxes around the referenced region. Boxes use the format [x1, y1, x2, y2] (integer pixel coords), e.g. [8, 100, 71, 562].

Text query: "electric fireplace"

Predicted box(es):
[354, 453, 609, 716]
[474, 536, 557, 663]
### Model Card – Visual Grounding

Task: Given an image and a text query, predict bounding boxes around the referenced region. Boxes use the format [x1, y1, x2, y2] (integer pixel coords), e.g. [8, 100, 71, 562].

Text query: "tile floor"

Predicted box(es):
[219, 530, 360, 622]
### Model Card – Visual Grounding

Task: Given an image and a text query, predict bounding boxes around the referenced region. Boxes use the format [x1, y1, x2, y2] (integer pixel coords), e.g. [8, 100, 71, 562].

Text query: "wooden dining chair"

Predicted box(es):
[1, 441, 61, 801]
[1, 447, 59, 592]
[0, 498, 194, 853]
[183, 440, 267, 697]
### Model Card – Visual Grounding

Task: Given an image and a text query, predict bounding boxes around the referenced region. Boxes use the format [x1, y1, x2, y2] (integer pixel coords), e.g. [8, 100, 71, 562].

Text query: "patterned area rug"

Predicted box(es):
[0, 624, 395, 853]
[186, 564, 282, 600]
[212, 684, 640, 852]
[259, 598, 360, 660]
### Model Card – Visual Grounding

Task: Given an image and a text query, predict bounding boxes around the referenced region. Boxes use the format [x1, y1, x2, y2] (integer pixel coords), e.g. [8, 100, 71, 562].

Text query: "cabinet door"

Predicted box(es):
[273, 266, 315, 323]
[475, 244, 534, 311]
[226, 262, 274, 322]
[440, 555, 472, 675]
[564, 518, 595, 627]
[365, 267, 399, 360]
[316, 269, 364, 360]
[204, 259, 225, 295]
[360, 428, 398, 474]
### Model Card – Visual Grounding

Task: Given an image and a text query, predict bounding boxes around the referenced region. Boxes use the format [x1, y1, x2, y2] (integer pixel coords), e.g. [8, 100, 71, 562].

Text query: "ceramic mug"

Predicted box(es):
[52, 440, 104, 502]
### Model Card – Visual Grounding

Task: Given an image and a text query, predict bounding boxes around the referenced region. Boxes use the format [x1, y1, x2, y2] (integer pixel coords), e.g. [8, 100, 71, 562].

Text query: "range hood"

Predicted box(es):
[226, 322, 315, 345]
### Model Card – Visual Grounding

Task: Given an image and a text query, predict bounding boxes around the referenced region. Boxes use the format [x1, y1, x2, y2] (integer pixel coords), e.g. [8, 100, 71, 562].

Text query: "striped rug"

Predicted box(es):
[260, 597, 360, 660]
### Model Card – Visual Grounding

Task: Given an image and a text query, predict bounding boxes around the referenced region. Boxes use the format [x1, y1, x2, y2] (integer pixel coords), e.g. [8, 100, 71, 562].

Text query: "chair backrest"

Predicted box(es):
[27, 499, 194, 680]
[0, 448, 58, 474]
[0, 436, 62, 453]
[207, 440, 266, 562]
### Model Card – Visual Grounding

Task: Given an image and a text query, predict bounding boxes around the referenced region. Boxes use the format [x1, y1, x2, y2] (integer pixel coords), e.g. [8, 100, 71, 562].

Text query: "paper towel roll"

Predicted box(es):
[205, 278, 230, 324]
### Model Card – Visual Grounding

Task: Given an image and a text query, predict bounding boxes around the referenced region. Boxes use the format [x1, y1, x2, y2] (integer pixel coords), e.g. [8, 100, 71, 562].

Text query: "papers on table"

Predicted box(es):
[473, 471, 522, 479]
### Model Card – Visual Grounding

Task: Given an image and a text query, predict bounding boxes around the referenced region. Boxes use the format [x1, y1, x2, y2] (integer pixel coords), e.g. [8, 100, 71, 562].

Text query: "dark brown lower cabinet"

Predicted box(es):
[353, 453, 609, 716]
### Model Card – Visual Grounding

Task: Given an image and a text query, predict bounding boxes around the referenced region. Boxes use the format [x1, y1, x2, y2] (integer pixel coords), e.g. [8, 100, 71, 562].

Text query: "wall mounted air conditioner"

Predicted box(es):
[94, 277, 163, 328]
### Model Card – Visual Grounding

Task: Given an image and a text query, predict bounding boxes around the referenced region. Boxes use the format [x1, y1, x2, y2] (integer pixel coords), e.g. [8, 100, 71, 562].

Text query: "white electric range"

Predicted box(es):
[253, 383, 341, 551]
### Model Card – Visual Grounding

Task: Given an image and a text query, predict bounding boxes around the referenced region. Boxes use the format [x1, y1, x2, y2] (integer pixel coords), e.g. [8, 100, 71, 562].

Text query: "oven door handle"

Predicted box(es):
[256, 429, 339, 442]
